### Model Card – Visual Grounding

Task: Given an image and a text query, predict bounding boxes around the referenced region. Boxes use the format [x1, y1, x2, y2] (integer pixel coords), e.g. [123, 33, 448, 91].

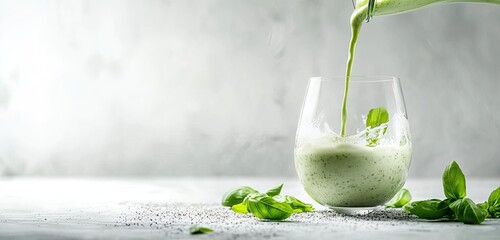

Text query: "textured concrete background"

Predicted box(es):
[0, 0, 498, 177]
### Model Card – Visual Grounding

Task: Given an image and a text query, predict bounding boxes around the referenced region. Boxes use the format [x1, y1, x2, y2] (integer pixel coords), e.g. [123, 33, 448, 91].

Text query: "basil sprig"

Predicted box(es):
[222, 184, 314, 221]
[385, 188, 412, 208]
[404, 161, 497, 224]
[365, 107, 389, 147]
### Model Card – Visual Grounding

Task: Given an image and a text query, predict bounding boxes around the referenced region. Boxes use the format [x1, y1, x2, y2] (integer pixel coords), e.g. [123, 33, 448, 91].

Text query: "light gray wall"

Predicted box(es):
[0, 0, 498, 177]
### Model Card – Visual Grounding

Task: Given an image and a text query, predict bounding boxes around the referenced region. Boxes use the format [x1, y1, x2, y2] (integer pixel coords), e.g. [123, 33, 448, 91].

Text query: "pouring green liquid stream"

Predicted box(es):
[340, 0, 500, 136]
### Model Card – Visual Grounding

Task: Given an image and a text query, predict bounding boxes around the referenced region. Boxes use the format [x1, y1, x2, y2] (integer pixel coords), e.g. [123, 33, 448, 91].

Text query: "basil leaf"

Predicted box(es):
[366, 106, 389, 128]
[477, 201, 489, 212]
[365, 107, 389, 147]
[385, 188, 412, 208]
[440, 198, 455, 219]
[273, 195, 314, 213]
[404, 199, 449, 220]
[449, 198, 488, 224]
[231, 203, 249, 214]
[487, 187, 500, 218]
[442, 161, 466, 200]
[189, 226, 213, 234]
[286, 196, 314, 213]
[247, 193, 293, 220]
[221, 186, 258, 207]
[265, 183, 284, 197]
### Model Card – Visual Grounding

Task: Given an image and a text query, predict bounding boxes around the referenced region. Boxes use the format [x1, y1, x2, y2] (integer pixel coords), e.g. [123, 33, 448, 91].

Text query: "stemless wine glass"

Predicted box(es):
[294, 76, 412, 214]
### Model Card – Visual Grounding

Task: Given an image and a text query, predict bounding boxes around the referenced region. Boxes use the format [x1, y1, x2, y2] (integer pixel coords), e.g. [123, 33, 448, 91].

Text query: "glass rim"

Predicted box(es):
[310, 76, 399, 83]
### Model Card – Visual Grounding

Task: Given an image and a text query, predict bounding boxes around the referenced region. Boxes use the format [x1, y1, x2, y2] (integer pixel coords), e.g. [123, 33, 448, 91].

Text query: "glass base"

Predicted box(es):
[327, 205, 381, 215]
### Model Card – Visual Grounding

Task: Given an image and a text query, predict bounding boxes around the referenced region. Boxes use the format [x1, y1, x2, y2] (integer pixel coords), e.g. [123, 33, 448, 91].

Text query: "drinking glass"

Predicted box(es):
[294, 76, 412, 214]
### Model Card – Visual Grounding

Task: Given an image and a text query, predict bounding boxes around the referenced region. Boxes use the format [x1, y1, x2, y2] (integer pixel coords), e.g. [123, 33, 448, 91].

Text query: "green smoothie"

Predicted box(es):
[295, 134, 411, 207]
[300, 0, 499, 208]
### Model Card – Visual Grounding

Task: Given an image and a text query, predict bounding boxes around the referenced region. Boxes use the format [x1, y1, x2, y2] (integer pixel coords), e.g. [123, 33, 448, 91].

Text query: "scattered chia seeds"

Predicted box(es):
[116, 203, 428, 239]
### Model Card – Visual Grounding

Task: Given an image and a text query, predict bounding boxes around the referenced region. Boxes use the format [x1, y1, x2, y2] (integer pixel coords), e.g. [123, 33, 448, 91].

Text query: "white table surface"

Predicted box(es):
[0, 178, 499, 239]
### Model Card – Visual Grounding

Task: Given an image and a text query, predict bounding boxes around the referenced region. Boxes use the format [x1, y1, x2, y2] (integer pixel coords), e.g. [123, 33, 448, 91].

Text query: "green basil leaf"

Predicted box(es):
[366, 106, 389, 129]
[272, 195, 314, 213]
[189, 226, 213, 234]
[404, 199, 449, 220]
[439, 198, 455, 219]
[231, 203, 249, 214]
[365, 107, 389, 147]
[385, 188, 412, 208]
[247, 193, 293, 220]
[221, 186, 258, 207]
[477, 201, 488, 212]
[449, 198, 488, 224]
[487, 187, 500, 218]
[265, 183, 284, 197]
[442, 161, 466, 200]
[488, 187, 500, 204]
[489, 206, 500, 218]
[286, 196, 314, 213]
